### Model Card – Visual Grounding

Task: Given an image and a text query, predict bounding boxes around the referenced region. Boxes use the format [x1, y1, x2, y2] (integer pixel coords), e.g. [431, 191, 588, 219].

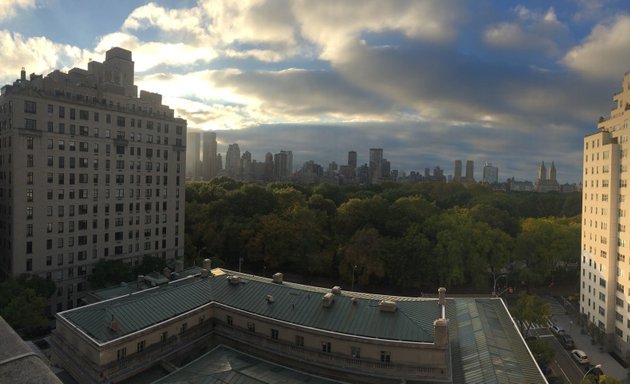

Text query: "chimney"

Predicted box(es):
[433, 318, 449, 347]
[20, 67, 26, 81]
[175, 259, 183, 273]
[202, 258, 212, 270]
[438, 287, 446, 306]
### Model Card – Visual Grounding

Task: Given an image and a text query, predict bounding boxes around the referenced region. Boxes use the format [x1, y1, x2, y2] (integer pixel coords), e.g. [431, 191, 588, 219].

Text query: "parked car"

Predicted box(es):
[584, 365, 603, 380]
[571, 349, 589, 365]
[559, 334, 575, 349]
[550, 324, 565, 335]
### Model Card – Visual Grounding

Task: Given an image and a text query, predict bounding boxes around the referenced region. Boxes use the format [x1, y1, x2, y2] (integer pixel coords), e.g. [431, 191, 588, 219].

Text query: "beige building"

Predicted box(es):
[0, 47, 186, 314]
[51, 268, 546, 384]
[581, 70, 630, 355]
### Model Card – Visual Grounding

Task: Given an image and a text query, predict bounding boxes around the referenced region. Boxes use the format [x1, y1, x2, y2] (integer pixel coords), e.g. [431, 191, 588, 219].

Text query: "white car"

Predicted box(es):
[550, 324, 565, 335]
[571, 349, 589, 365]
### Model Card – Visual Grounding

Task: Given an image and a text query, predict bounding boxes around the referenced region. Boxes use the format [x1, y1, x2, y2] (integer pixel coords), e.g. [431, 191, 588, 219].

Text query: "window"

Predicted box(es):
[26, 136, 33, 149]
[247, 322, 255, 333]
[117, 347, 126, 361]
[295, 335, 304, 347]
[322, 341, 331, 353]
[351, 346, 361, 358]
[226, 316, 233, 327]
[26, 206, 33, 219]
[180, 323, 187, 335]
[380, 351, 391, 363]
[137, 340, 145, 353]
[27, 154, 34, 167]
[25, 119, 36, 129]
[24, 100, 36, 113]
[26, 242, 32, 254]
[271, 329, 279, 340]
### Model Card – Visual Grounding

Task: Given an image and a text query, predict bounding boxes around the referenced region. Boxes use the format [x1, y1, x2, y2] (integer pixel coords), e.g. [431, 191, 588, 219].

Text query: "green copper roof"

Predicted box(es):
[60, 270, 438, 344]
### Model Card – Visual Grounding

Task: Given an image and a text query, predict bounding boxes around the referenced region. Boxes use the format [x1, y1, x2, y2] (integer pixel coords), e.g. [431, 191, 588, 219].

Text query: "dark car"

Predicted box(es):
[559, 334, 575, 349]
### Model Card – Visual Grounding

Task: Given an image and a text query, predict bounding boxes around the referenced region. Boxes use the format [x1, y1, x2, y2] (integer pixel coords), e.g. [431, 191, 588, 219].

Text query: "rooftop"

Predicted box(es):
[152, 344, 347, 384]
[61, 269, 439, 345]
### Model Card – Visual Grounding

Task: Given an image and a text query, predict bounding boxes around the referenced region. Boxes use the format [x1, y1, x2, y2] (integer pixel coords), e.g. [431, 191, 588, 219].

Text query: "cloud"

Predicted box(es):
[562, 14, 630, 79]
[292, 0, 460, 61]
[209, 67, 395, 120]
[94, 32, 218, 72]
[0, 31, 90, 85]
[0, 0, 35, 21]
[483, 6, 569, 56]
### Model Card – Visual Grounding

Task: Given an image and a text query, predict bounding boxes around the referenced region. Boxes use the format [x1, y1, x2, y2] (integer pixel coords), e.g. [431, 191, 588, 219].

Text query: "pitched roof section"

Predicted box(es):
[59, 270, 438, 344]
[448, 298, 546, 384]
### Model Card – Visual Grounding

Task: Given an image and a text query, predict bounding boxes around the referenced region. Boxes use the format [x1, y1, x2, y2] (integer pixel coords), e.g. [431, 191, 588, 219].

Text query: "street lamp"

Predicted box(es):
[582, 364, 602, 381]
[351, 265, 358, 291]
[492, 273, 508, 297]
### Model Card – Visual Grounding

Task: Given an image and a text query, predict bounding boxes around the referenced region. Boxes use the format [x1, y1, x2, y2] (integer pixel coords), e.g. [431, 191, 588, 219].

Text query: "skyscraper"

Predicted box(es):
[280, 150, 293, 176]
[582, 70, 630, 356]
[202, 131, 217, 180]
[274, 152, 289, 179]
[186, 131, 201, 179]
[369, 148, 383, 184]
[482, 162, 498, 184]
[465, 160, 475, 183]
[453, 160, 462, 182]
[225, 143, 241, 177]
[348, 151, 357, 168]
[0, 47, 186, 313]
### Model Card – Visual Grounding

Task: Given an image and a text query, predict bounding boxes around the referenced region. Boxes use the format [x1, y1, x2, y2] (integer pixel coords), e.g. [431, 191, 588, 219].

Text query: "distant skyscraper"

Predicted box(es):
[186, 131, 201, 179]
[454, 160, 462, 182]
[465, 160, 475, 183]
[538, 161, 547, 181]
[202, 131, 217, 180]
[534, 161, 559, 192]
[482, 162, 499, 184]
[241, 151, 252, 180]
[348, 151, 357, 168]
[280, 150, 293, 176]
[369, 148, 383, 183]
[264, 152, 274, 181]
[216, 153, 223, 173]
[274, 152, 289, 179]
[225, 143, 241, 177]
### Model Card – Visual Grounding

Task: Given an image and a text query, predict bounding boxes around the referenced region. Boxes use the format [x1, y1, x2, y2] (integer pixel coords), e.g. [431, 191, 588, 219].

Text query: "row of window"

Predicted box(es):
[225, 315, 393, 362]
[26, 99, 182, 135]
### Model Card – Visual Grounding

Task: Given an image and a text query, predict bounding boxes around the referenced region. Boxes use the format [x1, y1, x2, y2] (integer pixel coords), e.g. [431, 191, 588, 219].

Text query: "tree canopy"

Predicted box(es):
[185, 179, 581, 293]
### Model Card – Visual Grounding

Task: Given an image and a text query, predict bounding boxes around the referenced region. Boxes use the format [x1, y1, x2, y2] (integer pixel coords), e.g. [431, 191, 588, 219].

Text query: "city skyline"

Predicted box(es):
[1, 1, 630, 182]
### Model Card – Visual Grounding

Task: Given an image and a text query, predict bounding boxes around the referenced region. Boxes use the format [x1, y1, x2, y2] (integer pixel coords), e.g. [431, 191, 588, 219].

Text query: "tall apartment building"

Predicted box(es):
[225, 143, 241, 177]
[0, 47, 186, 314]
[581, 70, 630, 355]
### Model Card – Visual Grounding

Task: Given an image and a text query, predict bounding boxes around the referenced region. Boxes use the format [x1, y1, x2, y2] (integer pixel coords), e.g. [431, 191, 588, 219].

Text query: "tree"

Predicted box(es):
[1, 288, 48, 336]
[514, 217, 580, 286]
[88, 259, 133, 289]
[526, 338, 555, 366]
[339, 228, 386, 286]
[512, 293, 551, 337]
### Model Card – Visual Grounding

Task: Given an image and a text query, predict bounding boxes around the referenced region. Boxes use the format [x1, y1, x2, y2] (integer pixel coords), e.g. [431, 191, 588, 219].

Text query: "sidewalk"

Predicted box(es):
[550, 302, 628, 382]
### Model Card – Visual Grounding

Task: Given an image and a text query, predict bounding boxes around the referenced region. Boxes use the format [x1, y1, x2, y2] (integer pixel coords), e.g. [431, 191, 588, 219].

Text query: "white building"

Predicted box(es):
[581, 70, 630, 355]
[0, 47, 186, 314]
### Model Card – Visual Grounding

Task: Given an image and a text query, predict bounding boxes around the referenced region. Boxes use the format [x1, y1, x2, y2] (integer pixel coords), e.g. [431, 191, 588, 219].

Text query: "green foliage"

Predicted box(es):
[0, 276, 54, 336]
[88, 259, 133, 289]
[185, 180, 581, 292]
[512, 293, 551, 337]
[526, 338, 555, 366]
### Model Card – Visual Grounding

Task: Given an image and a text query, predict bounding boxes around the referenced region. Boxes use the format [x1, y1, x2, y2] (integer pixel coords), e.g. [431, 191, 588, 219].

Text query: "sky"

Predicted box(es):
[1, 0, 630, 182]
